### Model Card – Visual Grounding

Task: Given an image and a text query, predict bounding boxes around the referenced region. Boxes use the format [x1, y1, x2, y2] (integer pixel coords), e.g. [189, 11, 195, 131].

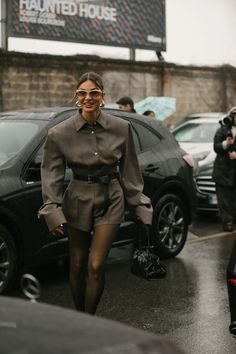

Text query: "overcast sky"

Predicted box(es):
[2, 0, 236, 67]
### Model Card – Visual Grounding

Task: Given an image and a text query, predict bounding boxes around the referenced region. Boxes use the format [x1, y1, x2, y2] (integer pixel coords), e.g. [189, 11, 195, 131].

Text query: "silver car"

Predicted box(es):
[172, 112, 227, 211]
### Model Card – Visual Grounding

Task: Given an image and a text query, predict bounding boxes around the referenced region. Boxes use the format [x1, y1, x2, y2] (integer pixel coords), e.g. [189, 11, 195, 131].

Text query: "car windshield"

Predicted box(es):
[173, 122, 218, 143]
[0, 120, 39, 166]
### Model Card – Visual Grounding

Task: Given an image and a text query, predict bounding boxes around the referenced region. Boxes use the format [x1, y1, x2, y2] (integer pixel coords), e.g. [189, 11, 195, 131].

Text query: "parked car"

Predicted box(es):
[0, 295, 185, 354]
[0, 107, 196, 293]
[172, 112, 227, 211]
[172, 112, 227, 128]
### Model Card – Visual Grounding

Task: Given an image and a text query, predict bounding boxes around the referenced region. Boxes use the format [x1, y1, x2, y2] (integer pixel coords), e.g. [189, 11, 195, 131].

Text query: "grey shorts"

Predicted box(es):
[62, 178, 125, 232]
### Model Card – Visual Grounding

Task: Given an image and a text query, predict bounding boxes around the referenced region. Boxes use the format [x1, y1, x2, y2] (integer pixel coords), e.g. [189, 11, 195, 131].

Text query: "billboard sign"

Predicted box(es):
[8, 0, 166, 51]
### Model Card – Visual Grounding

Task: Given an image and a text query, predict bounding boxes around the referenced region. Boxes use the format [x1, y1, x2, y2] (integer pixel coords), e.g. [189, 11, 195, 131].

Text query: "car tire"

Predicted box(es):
[0, 224, 18, 294]
[152, 193, 188, 259]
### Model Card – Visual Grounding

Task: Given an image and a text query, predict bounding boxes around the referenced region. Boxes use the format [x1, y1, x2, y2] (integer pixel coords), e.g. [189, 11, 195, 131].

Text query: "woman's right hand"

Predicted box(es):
[51, 224, 65, 236]
[226, 136, 234, 145]
[229, 151, 236, 160]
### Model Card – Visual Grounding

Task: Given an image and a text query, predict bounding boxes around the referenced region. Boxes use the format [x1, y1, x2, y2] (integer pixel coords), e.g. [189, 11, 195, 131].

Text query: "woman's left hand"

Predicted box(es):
[135, 205, 153, 225]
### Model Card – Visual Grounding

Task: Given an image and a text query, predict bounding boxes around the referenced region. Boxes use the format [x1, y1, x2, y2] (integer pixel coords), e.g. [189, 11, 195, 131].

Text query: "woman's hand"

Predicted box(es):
[51, 224, 65, 236]
[229, 151, 236, 159]
[135, 205, 153, 225]
[226, 137, 234, 145]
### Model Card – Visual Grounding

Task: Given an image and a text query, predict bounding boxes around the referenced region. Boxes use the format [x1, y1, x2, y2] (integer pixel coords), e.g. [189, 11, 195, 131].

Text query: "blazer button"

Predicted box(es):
[94, 152, 98, 156]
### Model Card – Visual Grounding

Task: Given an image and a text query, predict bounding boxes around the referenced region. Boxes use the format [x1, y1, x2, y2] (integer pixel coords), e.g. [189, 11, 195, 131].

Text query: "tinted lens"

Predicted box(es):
[77, 90, 102, 98]
[77, 90, 87, 98]
[90, 90, 102, 98]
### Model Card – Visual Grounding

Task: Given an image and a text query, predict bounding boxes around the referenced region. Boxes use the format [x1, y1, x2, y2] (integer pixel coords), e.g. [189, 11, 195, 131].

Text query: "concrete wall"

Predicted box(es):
[1, 49, 236, 125]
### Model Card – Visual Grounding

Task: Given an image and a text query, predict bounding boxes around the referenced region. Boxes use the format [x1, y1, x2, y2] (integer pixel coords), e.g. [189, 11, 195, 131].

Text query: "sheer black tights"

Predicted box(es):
[68, 224, 119, 314]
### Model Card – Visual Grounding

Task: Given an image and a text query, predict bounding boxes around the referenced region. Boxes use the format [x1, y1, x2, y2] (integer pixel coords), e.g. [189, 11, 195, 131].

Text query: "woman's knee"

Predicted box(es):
[87, 259, 104, 279]
[70, 258, 87, 275]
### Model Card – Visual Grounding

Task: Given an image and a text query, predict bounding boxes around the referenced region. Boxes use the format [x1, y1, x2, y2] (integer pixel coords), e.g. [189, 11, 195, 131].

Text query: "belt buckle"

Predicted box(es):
[88, 175, 93, 184]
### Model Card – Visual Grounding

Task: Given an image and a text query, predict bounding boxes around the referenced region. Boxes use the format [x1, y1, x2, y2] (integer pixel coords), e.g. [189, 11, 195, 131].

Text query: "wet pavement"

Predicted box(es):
[188, 211, 225, 239]
[7, 212, 236, 354]
[96, 231, 236, 354]
[97, 212, 236, 353]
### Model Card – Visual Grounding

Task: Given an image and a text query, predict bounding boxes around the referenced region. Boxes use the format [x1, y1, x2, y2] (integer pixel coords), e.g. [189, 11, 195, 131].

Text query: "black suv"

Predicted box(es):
[0, 107, 196, 293]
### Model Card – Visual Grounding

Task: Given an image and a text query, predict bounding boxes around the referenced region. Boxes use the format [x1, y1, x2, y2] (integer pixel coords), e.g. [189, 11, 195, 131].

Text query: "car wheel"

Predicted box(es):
[0, 225, 18, 293]
[152, 194, 188, 259]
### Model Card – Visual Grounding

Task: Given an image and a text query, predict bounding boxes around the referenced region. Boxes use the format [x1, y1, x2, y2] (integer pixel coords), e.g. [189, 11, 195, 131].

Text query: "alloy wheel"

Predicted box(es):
[153, 194, 188, 258]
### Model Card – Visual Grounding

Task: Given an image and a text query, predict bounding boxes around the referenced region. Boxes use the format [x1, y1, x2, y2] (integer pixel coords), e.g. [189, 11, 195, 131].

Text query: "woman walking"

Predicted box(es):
[39, 72, 152, 314]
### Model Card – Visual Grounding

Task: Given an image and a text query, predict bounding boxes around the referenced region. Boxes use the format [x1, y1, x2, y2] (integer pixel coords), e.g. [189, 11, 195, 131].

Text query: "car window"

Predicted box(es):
[130, 126, 141, 153]
[131, 122, 162, 151]
[173, 122, 218, 143]
[53, 109, 77, 125]
[0, 121, 39, 166]
[24, 138, 74, 183]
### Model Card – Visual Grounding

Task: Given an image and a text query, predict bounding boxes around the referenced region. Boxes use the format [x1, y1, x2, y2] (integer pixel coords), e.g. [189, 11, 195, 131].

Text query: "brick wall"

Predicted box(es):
[1, 49, 236, 125]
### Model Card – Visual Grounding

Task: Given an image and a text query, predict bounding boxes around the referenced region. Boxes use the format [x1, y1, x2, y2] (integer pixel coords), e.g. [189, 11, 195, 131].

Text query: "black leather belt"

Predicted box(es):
[73, 173, 118, 216]
[73, 174, 117, 184]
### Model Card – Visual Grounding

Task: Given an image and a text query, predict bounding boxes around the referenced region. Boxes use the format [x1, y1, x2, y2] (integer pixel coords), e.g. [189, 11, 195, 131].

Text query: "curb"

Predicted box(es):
[187, 230, 236, 243]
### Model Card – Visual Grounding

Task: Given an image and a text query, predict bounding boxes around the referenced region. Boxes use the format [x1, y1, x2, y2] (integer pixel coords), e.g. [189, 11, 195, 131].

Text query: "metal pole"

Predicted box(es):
[129, 48, 135, 61]
[0, 0, 7, 50]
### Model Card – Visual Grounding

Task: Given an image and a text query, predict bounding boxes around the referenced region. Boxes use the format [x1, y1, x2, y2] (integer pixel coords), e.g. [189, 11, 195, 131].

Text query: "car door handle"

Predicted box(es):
[144, 164, 159, 172]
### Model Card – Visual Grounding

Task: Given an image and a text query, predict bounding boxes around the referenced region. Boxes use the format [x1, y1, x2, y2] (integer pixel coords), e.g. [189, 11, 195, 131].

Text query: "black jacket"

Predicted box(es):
[212, 125, 236, 186]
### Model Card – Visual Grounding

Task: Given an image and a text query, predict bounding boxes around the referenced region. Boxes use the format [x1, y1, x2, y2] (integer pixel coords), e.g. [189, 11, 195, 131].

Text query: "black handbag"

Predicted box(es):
[131, 224, 166, 280]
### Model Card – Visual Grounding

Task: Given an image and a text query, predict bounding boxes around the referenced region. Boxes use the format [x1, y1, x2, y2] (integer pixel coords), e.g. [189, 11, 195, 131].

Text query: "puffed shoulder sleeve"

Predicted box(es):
[38, 129, 67, 231]
[119, 123, 151, 207]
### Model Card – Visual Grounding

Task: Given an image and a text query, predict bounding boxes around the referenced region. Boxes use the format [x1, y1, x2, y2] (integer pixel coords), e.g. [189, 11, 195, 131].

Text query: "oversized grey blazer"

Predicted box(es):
[39, 111, 151, 231]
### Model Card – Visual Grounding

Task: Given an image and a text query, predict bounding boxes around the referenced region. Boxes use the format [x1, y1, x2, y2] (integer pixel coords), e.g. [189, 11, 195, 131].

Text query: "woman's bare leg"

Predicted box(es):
[84, 224, 119, 314]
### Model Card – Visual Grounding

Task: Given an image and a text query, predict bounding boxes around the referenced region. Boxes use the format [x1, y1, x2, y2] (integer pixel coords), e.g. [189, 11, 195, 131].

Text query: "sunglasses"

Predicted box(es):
[76, 89, 102, 98]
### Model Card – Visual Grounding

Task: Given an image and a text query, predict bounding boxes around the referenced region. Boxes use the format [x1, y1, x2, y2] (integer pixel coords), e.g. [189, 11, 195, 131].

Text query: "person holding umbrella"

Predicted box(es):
[143, 110, 156, 118]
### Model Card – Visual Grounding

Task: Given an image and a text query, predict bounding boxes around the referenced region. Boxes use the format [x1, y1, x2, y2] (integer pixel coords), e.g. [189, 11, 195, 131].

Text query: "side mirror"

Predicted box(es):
[23, 155, 42, 181]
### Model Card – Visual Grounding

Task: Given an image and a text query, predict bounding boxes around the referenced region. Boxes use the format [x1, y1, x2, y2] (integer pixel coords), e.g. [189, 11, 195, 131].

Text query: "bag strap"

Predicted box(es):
[144, 225, 151, 249]
[136, 221, 151, 253]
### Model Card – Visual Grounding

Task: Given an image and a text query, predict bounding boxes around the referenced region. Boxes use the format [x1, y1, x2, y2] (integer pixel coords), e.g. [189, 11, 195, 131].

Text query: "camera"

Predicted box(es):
[222, 115, 233, 128]
[219, 115, 233, 135]
[219, 116, 234, 151]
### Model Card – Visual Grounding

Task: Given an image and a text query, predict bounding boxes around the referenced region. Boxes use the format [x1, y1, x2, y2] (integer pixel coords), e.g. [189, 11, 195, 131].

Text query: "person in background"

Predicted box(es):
[143, 110, 156, 118]
[116, 96, 136, 113]
[212, 106, 236, 232]
[39, 72, 152, 314]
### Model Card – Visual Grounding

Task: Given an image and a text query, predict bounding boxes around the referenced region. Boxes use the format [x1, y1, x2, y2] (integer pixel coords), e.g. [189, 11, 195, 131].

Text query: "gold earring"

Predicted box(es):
[100, 100, 105, 108]
[76, 100, 81, 108]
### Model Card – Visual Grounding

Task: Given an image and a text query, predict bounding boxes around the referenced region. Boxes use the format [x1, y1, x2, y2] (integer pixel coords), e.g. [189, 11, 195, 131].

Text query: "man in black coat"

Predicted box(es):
[212, 106, 236, 231]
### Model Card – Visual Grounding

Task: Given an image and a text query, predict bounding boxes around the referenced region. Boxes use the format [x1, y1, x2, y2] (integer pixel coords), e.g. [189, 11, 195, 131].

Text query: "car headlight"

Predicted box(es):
[193, 151, 210, 162]
[198, 151, 216, 167]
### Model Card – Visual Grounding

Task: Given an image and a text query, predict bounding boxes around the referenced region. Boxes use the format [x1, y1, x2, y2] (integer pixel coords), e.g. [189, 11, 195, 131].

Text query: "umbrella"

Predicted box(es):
[135, 96, 176, 121]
